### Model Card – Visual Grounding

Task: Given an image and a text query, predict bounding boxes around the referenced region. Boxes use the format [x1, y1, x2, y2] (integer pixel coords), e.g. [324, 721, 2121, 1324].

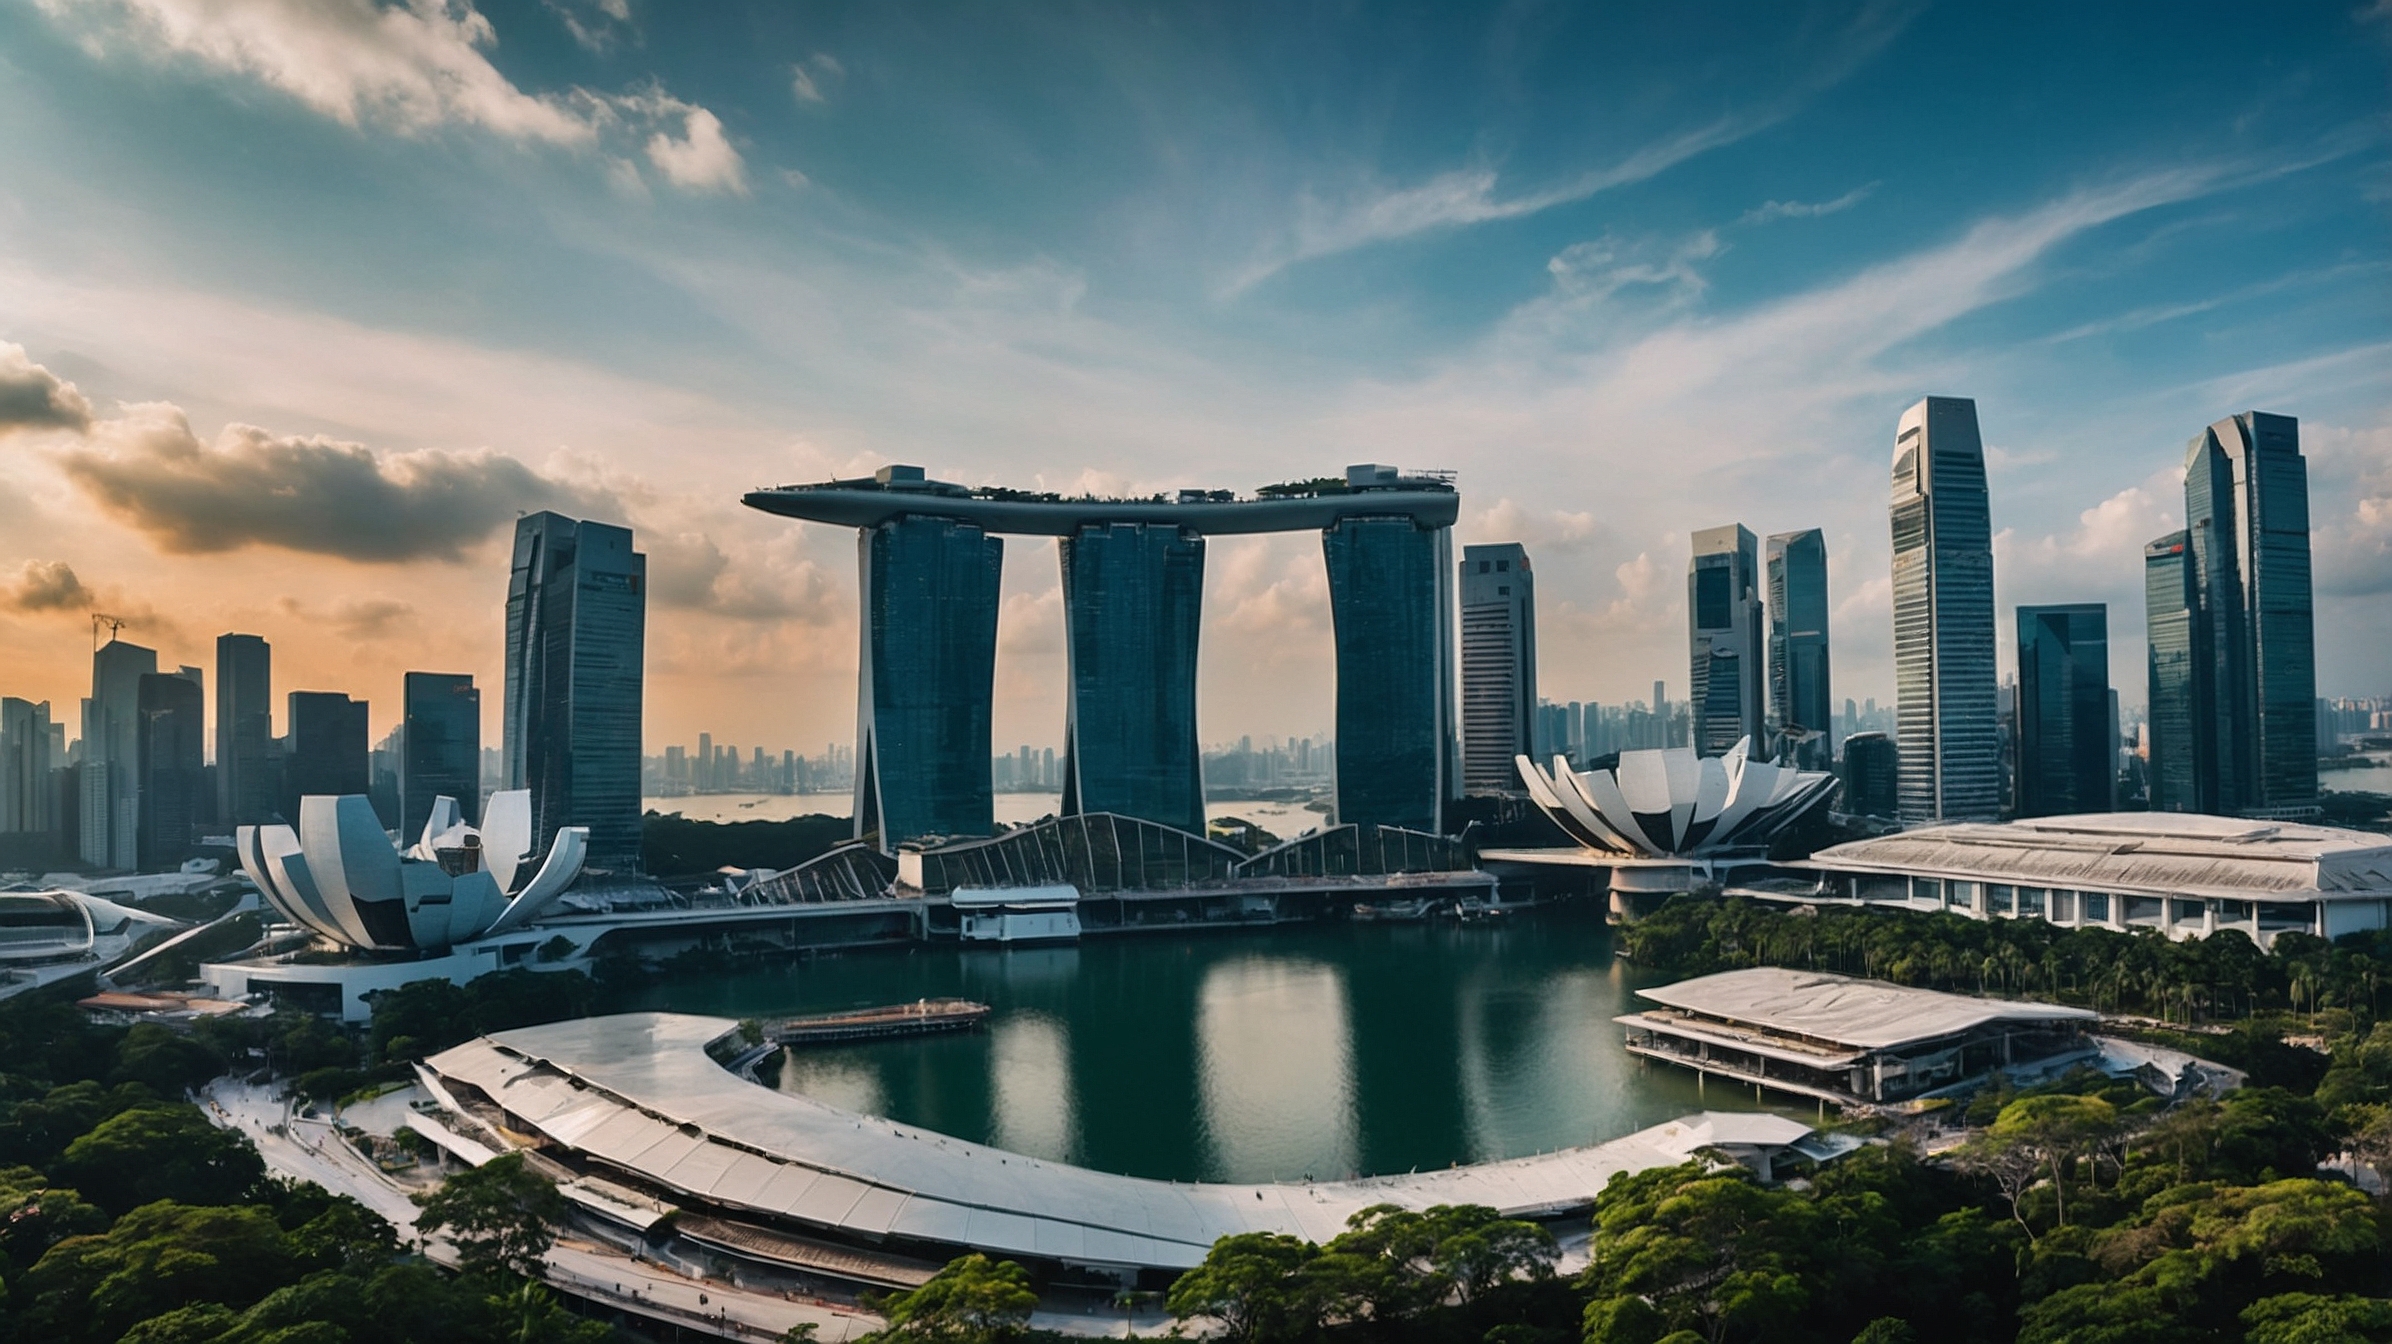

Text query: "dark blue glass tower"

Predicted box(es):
[2014, 604, 2112, 817]
[136, 669, 204, 869]
[1324, 516, 1454, 833]
[504, 513, 646, 871]
[856, 514, 1003, 847]
[2183, 412, 2316, 816]
[284, 690, 369, 822]
[401, 671, 480, 839]
[1765, 529, 1833, 770]
[1059, 523, 1205, 834]
[214, 633, 276, 827]
[2143, 531, 2201, 812]
[1890, 396, 2000, 823]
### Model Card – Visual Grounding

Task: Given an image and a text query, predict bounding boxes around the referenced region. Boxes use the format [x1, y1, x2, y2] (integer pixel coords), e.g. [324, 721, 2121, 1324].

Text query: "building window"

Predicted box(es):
[2051, 890, 2076, 923]
[1478, 560, 1491, 573]
[2081, 891, 2109, 923]
[2171, 898, 2205, 928]
[1496, 559, 1509, 572]
[2256, 902, 2314, 934]
[2018, 887, 2047, 917]
[1988, 884, 2014, 916]
[1912, 876, 1944, 906]
[2123, 895, 2164, 926]
[1948, 880, 1978, 912]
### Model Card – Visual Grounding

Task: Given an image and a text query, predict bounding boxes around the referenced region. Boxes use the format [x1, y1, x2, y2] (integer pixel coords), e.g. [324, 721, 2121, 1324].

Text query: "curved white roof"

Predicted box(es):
[1516, 740, 1837, 859]
[426, 1013, 1811, 1272]
[1632, 967, 2094, 1051]
[1808, 813, 2392, 902]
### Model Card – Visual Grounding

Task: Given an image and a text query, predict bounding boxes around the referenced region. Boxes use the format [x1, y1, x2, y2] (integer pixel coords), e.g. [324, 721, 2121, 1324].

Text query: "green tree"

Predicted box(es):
[111, 1022, 227, 1097]
[863, 1253, 1040, 1344]
[1578, 1165, 1813, 1343]
[1166, 1232, 1329, 1344]
[412, 1152, 565, 1280]
[1987, 1094, 2120, 1229]
[0, 1163, 108, 1271]
[2240, 1292, 2392, 1344]
[16, 1201, 299, 1344]
[1324, 1202, 1558, 1312]
[56, 1103, 267, 1214]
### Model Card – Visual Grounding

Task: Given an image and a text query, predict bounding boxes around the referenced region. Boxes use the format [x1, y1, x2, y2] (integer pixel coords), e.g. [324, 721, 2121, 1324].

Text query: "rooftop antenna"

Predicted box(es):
[91, 612, 128, 651]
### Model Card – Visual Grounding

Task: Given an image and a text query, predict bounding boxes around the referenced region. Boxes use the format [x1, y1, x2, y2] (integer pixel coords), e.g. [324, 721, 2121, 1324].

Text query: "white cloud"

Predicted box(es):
[790, 53, 841, 104]
[34, 0, 746, 193]
[1739, 183, 1877, 225]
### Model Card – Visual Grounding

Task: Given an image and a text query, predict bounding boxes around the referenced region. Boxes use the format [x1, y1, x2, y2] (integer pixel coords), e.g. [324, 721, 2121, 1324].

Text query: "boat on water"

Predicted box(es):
[768, 998, 993, 1047]
[1349, 896, 1447, 922]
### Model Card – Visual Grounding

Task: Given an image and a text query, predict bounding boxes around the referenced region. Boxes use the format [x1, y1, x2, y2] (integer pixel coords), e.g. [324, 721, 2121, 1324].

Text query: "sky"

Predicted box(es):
[0, 0, 2385, 764]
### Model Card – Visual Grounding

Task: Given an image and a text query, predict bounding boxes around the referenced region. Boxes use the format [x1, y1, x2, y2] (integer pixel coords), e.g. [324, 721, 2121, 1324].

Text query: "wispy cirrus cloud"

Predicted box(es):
[1740, 182, 1877, 225]
[30, 0, 746, 193]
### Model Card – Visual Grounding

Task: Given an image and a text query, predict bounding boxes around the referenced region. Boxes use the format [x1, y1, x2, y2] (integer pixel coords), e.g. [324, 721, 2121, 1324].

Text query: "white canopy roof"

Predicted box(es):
[1634, 967, 2095, 1051]
[1807, 813, 2392, 902]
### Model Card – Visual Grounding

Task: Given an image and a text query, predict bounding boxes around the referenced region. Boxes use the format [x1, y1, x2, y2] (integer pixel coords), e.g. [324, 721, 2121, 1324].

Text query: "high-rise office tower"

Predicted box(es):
[0, 698, 54, 835]
[401, 672, 480, 839]
[1459, 542, 1537, 795]
[1324, 513, 1455, 832]
[1058, 523, 1205, 833]
[136, 669, 204, 869]
[852, 514, 1001, 848]
[215, 633, 276, 827]
[81, 638, 158, 869]
[1890, 396, 2000, 823]
[1840, 731, 1899, 818]
[285, 691, 369, 820]
[505, 512, 647, 870]
[1765, 529, 1833, 769]
[1688, 525, 1763, 757]
[2181, 412, 2316, 816]
[2014, 604, 2113, 818]
[2143, 531, 2201, 812]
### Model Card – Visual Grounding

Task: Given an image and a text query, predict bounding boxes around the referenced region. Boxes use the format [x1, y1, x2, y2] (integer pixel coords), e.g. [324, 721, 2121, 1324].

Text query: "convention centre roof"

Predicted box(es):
[1630, 967, 2096, 1052]
[1804, 812, 2392, 903]
[742, 463, 1459, 536]
[426, 1013, 1814, 1272]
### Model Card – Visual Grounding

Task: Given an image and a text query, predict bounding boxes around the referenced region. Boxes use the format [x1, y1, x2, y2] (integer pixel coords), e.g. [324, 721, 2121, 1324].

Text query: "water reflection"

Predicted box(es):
[1197, 958, 1354, 1180]
[637, 908, 1766, 1183]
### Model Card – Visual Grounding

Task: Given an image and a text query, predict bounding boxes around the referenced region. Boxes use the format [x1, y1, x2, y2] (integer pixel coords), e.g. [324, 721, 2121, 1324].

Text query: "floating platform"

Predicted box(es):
[768, 998, 992, 1047]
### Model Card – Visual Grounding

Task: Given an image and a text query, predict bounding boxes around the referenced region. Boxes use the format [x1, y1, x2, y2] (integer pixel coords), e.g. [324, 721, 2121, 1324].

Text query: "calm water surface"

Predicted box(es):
[646, 793, 1333, 834]
[622, 908, 1780, 1184]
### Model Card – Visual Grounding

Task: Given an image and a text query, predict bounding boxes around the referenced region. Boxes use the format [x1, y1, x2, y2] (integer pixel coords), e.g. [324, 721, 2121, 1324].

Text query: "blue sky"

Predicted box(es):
[0, 0, 2384, 756]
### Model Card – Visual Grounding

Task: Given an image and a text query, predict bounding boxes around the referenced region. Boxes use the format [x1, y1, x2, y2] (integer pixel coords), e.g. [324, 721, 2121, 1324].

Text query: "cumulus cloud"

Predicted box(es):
[34, 0, 744, 193]
[645, 529, 837, 619]
[60, 402, 616, 561]
[4, 560, 96, 612]
[0, 343, 93, 433]
[544, 0, 631, 53]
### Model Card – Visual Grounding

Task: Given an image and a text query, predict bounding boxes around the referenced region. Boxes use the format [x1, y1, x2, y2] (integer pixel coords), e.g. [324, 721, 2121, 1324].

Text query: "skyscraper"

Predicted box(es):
[401, 672, 481, 840]
[136, 669, 204, 869]
[1890, 396, 2000, 823]
[1058, 522, 1205, 833]
[2181, 412, 2316, 817]
[0, 698, 54, 836]
[505, 512, 647, 870]
[1688, 525, 1763, 757]
[1459, 542, 1536, 795]
[1840, 731, 1899, 818]
[852, 513, 1001, 848]
[215, 633, 276, 826]
[285, 691, 369, 820]
[2014, 604, 2113, 818]
[1324, 513, 1455, 832]
[81, 637, 158, 869]
[1765, 529, 1833, 769]
[2143, 531, 2201, 812]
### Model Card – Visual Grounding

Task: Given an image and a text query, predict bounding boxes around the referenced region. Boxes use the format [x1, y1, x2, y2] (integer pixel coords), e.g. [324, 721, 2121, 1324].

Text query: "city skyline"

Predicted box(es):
[0, 3, 2383, 758]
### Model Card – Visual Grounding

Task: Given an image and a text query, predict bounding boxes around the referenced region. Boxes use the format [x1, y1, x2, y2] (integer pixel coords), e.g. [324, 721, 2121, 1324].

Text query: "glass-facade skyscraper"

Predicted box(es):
[1890, 396, 2000, 823]
[215, 633, 276, 827]
[1688, 525, 1763, 757]
[1058, 522, 1205, 834]
[2180, 411, 2316, 817]
[82, 637, 157, 870]
[504, 512, 647, 871]
[136, 669, 204, 869]
[2014, 604, 2112, 818]
[401, 672, 480, 840]
[1325, 515, 1454, 832]
[855, 514, 1002, 848]
[1459, 542, 1536, 794]
[1765, 528, 1832, 769]
[2144, 531, 2201, 812]
[285, 691, 369, 823]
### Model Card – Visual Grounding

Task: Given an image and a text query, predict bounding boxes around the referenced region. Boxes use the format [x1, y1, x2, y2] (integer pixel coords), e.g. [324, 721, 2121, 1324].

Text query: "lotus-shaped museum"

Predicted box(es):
[1515, 738, 1838, 860]
[236, 791, 586, 953]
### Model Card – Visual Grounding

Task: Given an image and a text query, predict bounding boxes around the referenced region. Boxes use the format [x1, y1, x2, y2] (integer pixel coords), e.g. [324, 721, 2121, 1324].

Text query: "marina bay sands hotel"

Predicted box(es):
[744, 464, 1460, 851]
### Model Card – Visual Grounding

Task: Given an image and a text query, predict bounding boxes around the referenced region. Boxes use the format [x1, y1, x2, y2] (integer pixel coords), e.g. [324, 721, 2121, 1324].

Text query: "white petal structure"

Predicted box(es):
[238, 789, 588, 953]
[1516, 738, 1837, 858]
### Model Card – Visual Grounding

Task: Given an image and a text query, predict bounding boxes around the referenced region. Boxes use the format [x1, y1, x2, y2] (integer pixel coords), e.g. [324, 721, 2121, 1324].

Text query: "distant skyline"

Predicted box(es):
[0, 1, 2385, 757]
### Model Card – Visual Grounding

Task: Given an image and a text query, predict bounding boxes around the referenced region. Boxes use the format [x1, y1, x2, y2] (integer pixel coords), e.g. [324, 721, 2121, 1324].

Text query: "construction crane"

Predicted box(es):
[91, 612, 129, 650]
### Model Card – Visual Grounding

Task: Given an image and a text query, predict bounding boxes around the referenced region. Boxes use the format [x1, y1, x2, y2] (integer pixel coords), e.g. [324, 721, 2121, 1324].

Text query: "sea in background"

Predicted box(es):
[646, 792, 1334, 837]
[2322, 753, 2392, 796]
[621, 908, 1782, 1185]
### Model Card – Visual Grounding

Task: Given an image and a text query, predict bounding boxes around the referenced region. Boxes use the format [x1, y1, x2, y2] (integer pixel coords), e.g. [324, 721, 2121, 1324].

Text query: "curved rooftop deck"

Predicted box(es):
[741, 465, 1458, 536]
[426, 1012, 1805, 1273]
